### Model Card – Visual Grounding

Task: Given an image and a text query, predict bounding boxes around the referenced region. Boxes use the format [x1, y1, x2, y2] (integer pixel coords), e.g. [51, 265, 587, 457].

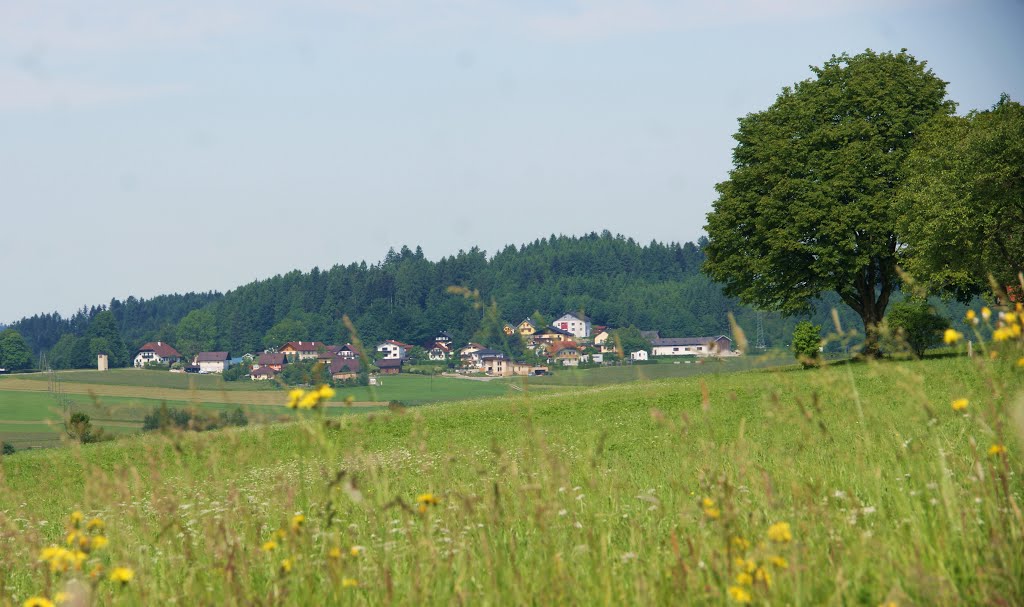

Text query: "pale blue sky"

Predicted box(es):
[2, 0, 1022, 322]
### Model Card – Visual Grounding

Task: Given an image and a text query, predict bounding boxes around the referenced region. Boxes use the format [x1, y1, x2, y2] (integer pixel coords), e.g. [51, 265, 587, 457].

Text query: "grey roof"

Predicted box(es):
[650, 336, 731, 347]
[250, 367, 277, 377]
[375, 358, 403, 369]
[196, 351, 230, 362]
[537, 325, 574, 336]
[257, 352, 286, 366]
[557, 312, 592, 322]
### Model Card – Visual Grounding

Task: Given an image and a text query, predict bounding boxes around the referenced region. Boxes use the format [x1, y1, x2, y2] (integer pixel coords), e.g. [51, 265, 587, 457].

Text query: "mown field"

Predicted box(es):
[1, 349, 1021, 605]
[0, 372, 518, 448]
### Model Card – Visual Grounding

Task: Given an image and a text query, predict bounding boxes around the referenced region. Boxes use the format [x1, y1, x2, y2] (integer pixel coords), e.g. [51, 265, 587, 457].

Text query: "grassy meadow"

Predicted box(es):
[1, 345, 1022, 605]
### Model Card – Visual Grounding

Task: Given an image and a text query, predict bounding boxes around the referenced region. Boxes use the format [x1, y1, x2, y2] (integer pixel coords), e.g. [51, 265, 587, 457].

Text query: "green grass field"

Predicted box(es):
[0, 369, 275, 391]
[516, 352, 793, 386]
[1, 350, 1021, 605]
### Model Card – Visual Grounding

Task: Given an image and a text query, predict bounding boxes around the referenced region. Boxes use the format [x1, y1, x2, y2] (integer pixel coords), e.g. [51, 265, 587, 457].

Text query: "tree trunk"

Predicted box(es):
[840, 261, 895, 359]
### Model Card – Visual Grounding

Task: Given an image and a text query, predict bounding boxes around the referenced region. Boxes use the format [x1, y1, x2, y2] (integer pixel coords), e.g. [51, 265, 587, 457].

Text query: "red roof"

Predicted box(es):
[550, 340, 579, 355]
[281, 341, 325, 353]
[384, 340, 413, 348]
[138, 342, 180, 358]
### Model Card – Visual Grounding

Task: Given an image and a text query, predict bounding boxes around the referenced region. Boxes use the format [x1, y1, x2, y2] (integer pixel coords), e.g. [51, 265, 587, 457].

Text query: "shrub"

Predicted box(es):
[65, 412, 110, 443]
[1, 441, 14, 455]
[792, 321, 822, 367]
[142, 405, 249, 433]
[885, 301, 950, 358]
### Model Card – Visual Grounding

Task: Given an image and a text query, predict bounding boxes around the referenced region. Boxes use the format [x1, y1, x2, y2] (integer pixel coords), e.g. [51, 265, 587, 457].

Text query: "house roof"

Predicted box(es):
[250, 367, 278, 377]
[550, 340, 579, 354]
[536, 325, 575, 337]
[257, 352, 287, 366]
[556, 312, 592, 322]
[436, 331, 454, 340]
[380, 340, 412, 349]
[195, 351, 229, 362]
[430, 342, 451, 352]
[281, 341, 325, 353]
[138, 342, 180, 358]
[518, 317, 536, 327]
[474, 348, 504, 358]
[330, 357, 362, 374]
[375, 358, 403, 369]
[592, 325, 608, 334]
[650, 336, 731, 347]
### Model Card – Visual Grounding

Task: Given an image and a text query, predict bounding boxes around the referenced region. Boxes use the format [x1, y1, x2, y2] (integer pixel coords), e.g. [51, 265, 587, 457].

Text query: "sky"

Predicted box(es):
[1, 0, 1023, 323]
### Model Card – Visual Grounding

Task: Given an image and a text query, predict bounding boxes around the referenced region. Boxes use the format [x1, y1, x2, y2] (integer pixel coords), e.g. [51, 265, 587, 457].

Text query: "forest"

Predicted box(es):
[8, 232, 972, 368]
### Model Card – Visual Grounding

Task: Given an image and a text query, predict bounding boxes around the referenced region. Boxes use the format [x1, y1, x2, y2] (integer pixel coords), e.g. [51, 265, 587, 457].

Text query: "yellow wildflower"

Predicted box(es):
[727, 585, 752, 603]
[951, 398, 969, 412]
[1017, 357, 1024, 368]
[994, 328, 1012, 342]
[988, 444, 1006, 456]
[286, 389, 305, 409]
[734, 558, 756, 573]
[767, 521, 792, 543]
[318, 385, 336, 400]
[1006, 312, 1019, 324]
[981, 307, 991, 321]
[291, 514, 305, 533]
[328, 547, 342, 560]
[68, 511, 83, 528]
[298, 391, 322, 409]
[262, 540, 278, 552]
[416, 493, 440, 513]
[731, 536, 750, 552]
[91, 535, 109, 550]
[965, 309, 976, 322]
[109, 567, 134, 585]
[768, 555, 788, 569]
[65, 531, 80, 547]
[23, 598, 55, 607]
[342, 578, 359, 588]
[344, 395, 355, 405]
[86, 518, 104, 531]
[350, 545, 365, 557]
[943, 328, 963, 344]
[702, 497, 721, 520]
[274, 528, 287, 540]
[735, 572, 753, 586]
[279, 559, 293, 574]
[754, 566, 772, 587]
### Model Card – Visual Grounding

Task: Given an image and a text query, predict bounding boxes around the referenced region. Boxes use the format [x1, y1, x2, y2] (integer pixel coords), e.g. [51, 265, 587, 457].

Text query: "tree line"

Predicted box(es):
[8, 233, 908, 369]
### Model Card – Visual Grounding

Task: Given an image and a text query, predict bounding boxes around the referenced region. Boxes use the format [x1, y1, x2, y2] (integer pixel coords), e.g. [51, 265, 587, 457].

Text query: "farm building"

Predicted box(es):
[650, 336, 734, 357]
[134, 342, 181, 368]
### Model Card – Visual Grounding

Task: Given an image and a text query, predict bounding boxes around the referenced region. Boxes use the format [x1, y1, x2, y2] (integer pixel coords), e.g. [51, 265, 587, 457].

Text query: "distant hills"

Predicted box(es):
[9, 231, 969, 366]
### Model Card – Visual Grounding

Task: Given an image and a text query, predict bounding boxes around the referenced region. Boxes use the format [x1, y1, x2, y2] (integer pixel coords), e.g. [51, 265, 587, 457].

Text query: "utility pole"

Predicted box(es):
[755, 311, 767, 351]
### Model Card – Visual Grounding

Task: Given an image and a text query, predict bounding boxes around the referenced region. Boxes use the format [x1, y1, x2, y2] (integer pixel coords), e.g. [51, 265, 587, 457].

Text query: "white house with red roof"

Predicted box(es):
[376, 340, 412, 360]
[134, 342, 181, 368]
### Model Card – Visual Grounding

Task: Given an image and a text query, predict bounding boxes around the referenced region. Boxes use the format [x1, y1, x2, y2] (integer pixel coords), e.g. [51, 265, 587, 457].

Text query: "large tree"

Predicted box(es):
[704, 49, 954, 355]
[0, 329, 33, 371]
[898, 94, 1024, 299]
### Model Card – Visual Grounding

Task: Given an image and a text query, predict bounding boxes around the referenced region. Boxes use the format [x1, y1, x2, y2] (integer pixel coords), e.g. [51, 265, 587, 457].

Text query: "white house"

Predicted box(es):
[649, 336, 734, 357]
[552, 312, 592, 338]
[428, 342, 451, 361]
[134, 342, 181, 368]
[377, 340, 411, 360]
[630, 350, 649, 361]
[195, 351, 231, 373]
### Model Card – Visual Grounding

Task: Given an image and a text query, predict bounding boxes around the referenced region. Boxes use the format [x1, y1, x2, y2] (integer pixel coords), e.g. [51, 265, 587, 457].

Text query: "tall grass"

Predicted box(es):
[0, 319, 1021, 605]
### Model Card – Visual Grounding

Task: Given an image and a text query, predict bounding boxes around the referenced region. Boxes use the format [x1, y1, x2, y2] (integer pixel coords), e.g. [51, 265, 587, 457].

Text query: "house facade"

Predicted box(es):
[195, 351, 231, 373]
[517, 318, 537, 336]
[552, 313, 592, 338]
[428, 342, 451, 361]
[134, 342, 181, 368]
[650, 336, 734, 357]
[376, 358, 403, 374]
[377, 340, 411, 360]
[549, 340, 580, 366]
[280, 341, 325, 361]
[630, 350, 649, 361]
[250, 366, 278, 381]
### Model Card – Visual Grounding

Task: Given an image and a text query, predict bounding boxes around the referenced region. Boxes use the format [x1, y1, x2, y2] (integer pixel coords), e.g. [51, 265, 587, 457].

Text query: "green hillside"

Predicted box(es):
[1, 353, 1021, 605]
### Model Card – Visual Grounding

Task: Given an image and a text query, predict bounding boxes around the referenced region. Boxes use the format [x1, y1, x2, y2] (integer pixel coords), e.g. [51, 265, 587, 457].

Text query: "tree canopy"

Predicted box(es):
[898, 94, 1024, 299]
[0, 329, 33, 371]
[704, 49, 955, 354]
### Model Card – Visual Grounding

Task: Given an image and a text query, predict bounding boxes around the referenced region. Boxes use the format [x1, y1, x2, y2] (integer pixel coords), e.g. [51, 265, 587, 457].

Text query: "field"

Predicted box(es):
[1, 350, 1021, 605]
[0, 371, 519, 449]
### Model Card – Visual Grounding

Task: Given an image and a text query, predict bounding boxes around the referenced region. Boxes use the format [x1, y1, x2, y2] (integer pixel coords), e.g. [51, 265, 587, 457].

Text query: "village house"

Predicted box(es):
[194, 351, 231, 373]
[250, 366, 278, 381]
[376, 358, 403, 375]
[552, 312, 592, 338]
[428, 342, 451, 361]
[434, 331, 454, 349]
[631, 350, 649, 361]
[593, 329, 613, 352]
[253, 352, 286, 371]
[330, 357, 362, 381]
[377, 340, 412, 360]
[549, 340, 581, 366]
[529, 325, 575, 348]
[335, 344, 359, 359]
[502, 323, 517, 337]
[650, 336, 735, 357]
[477, 351, 508, 375]
[517, 318, 537, 336]
[280, 341, 326, 361]
[134, 342, 181, 368]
